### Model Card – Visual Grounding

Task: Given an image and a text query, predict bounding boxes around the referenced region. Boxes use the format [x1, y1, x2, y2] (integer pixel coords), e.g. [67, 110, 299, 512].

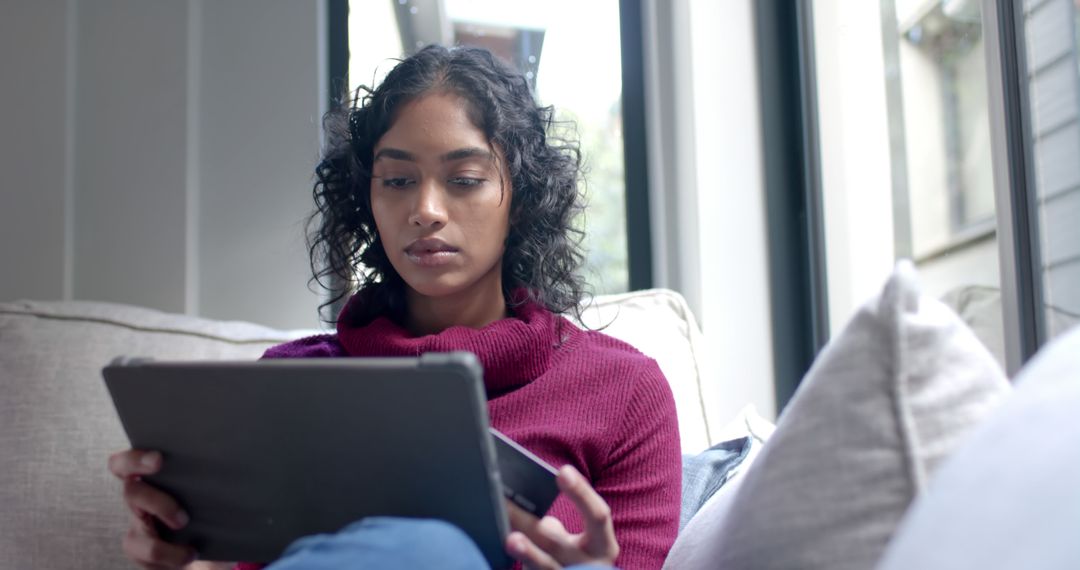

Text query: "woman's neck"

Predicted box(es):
[405, 281, 509, 336]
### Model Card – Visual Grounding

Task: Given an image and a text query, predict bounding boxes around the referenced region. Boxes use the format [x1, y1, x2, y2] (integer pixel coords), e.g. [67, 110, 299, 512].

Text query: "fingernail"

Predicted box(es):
[140, 452, 160, 469]
[173, 510, 189, 528]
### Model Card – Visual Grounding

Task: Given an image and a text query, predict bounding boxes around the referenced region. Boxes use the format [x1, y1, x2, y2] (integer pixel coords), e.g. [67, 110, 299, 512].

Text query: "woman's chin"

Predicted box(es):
[403, 277, 469, 300]
[403, 274, 504, 303]
[393, 260, 504, 302]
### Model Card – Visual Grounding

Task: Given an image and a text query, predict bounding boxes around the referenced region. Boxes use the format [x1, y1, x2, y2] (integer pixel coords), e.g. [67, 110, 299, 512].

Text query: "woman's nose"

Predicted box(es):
[408, 181, 448, 228]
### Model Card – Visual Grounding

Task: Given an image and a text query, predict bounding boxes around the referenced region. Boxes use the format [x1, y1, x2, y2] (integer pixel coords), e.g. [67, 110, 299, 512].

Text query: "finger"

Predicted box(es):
[132, 510, 159, 538]
[506, 531, 561, 570]
[109, 450, 163, 480]
[123, 517, 196, 569]
[506, 500, 539, 533]
[185, 563, 238, 570]
[531, 516, 580, 562]
[556, 465, 618, 559]
[124, 479, 190, 531]
[134, 549, 191, 570]
[507, 502, 578, 562]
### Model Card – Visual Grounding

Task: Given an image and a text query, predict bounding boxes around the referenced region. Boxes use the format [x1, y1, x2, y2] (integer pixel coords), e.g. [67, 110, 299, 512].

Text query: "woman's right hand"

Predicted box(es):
[108, 449, 199, 569]
[505, 465, 620, 570]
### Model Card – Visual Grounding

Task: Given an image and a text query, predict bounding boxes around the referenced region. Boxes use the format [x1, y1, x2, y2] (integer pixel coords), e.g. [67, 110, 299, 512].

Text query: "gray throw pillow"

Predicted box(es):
[705, 261, 1011, 570]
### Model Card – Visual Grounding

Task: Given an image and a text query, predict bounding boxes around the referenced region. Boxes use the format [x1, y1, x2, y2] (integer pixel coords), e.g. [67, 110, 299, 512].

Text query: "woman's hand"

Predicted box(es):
[505, 465, 619, 570]
[108, 449, 199, 569]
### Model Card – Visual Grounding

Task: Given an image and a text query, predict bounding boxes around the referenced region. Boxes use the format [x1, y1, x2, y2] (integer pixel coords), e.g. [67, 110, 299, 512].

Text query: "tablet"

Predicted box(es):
[103, 352, 512, 568]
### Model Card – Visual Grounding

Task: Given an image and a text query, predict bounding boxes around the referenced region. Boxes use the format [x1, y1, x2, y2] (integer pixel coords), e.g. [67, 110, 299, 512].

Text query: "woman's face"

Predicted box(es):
[370, 91, 512, 301]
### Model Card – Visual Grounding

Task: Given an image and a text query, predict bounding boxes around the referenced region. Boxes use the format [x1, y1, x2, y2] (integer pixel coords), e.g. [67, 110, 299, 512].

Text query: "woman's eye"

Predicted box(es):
[381, 177, 413, 189]
[449, 177, 485, 188]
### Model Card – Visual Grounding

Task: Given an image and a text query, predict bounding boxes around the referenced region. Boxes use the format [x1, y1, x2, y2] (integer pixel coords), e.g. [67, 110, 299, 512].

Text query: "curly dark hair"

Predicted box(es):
[308, 44, 587, 325]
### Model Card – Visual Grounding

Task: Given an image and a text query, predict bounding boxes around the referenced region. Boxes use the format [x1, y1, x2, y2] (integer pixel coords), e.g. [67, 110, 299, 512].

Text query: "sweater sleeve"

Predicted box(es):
[595, 358, 682, 569]
[260, 334, 345, 359]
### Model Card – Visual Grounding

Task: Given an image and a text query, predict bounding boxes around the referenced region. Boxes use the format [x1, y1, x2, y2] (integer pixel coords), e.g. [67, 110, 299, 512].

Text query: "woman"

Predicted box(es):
[108, 45, 681, 569]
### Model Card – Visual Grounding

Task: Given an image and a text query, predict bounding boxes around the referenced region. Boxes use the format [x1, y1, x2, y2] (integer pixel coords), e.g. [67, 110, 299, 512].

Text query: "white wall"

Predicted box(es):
[643, 0, 777, 426]
[0, 0, 70, 302]
[688, 0, 777, 426]
[197, 1, 325, 327]
[812, 0, 899, 334]
[73, 0, 190, 314]
[0, 0, 325, 330]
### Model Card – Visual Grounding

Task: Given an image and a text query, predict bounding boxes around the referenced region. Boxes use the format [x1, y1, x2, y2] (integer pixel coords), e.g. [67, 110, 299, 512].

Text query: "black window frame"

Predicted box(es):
[754, 0, 830, 411]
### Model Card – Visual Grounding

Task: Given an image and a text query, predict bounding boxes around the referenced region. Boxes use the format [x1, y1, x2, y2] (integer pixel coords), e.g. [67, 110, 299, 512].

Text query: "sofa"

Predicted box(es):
[0, 287, 718, 569]
[2, 267, 1078, 570]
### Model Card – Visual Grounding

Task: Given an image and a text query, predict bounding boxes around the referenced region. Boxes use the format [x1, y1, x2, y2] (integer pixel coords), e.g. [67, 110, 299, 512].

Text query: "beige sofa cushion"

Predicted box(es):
[576, 288, 713, 453]
[0, 300, 305, 570]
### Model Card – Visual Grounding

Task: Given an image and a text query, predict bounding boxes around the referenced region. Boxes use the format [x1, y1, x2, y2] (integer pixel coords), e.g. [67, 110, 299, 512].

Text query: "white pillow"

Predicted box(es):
[877, 324, 1080, 569]
[701, 261, 1011, 570]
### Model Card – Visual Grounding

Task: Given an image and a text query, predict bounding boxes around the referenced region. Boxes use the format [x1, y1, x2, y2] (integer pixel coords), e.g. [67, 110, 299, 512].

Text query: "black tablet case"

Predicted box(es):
[103, 353, 511, 568]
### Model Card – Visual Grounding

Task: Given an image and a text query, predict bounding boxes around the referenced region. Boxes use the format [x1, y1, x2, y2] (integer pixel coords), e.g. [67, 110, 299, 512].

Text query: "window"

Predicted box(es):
[759, 0, 1080, 395]
[811, 0, 1007, 368]
[344, 0, 630, 294]
[1017, 0, 1080, 340]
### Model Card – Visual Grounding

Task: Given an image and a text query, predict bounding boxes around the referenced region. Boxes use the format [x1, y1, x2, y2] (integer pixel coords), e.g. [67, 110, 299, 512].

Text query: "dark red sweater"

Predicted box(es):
[247, 295, 681, 569]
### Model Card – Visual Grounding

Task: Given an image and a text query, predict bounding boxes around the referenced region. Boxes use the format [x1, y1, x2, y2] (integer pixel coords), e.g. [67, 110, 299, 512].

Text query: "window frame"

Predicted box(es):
[619, 0, 655, 291]
[754, 0, 830, 411]
[982, 0, 1046, 374]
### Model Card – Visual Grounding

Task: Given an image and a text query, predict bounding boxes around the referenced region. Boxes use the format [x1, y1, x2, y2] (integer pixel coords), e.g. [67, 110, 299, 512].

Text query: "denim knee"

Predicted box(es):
[269, 516, 490, 570]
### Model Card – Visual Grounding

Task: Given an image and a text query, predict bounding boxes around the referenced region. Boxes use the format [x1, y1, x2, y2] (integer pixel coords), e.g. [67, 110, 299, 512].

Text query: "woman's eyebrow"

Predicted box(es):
[441, 147, 494, 162]
[373, 147, 493, 163]
[373, 148, 415, 161]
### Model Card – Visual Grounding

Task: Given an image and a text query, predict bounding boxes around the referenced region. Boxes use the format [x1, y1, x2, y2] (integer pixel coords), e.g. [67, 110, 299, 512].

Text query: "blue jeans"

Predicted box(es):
[266, 517, 616, 570]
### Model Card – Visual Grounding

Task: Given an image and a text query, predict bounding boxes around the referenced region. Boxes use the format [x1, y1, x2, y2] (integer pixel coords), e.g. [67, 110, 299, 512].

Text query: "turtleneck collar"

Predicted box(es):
[335, 290, 561, 396]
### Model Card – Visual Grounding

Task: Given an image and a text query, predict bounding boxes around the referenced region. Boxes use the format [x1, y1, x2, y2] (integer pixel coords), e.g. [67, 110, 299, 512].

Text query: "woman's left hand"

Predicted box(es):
[505, 465, 619, 570]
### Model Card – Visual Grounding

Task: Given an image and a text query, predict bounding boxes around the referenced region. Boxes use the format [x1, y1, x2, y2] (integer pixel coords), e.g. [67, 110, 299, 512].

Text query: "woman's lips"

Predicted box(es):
[404, 239, 460, 267]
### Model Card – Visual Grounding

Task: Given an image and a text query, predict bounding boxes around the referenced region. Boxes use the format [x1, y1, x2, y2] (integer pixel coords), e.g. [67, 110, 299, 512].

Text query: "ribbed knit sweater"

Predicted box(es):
[242, 294, 682, 569]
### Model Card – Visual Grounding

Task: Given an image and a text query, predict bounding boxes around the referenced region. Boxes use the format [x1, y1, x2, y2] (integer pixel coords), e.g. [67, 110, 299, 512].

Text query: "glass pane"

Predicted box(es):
[812, 0, 1006, 367]
[347, 0, 629, 294]
[1018, 0, 1080, 339]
